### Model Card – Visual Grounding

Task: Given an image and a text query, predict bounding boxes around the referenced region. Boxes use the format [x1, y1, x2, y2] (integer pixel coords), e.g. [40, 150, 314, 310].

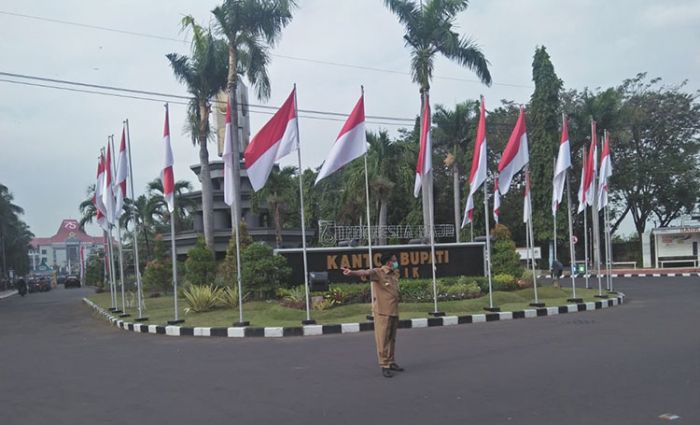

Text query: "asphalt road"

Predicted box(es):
[1, 277, 698, 425]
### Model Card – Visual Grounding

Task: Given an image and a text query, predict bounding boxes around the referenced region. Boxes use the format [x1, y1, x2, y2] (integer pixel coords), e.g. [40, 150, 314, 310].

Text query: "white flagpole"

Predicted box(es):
[164, 104, 182, 324]
[582, 147, 590, 289]
[590, 122, 604, 298]
[565, 171, 579, 301]
[107, 226, 118, 311]
[422, 92, 441, 316]
[124, 119, 146, 320]
[525, 168, 540, 305]
[361, 86, 376, 321]
[483, 180, 495, 310]
[294, 84, 314, 325]
[110, 135, 128, 316]
[553, 157, 558, 267]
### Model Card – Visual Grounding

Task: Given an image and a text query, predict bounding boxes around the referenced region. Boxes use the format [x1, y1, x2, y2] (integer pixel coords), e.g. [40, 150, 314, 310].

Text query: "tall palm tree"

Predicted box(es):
[212, 0, 297, 225]
[251, 166, 296, 247]
[383, 0, 491, 232]
[433, 101, 479, 241]
[147, 179, 195, 232]
[0, 183, 32, 276]
[167, 16, 229, 251]
[120, 195, 157, 262]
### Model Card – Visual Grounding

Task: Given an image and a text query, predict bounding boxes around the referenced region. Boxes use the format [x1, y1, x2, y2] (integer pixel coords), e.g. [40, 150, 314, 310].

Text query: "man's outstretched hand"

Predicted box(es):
[341, 267, 352, 276]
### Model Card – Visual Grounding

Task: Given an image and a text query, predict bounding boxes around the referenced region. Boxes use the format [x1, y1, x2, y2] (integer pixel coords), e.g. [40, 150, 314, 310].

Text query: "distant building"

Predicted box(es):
[646, 225, 700, 268]
[28, 219, 106, 274]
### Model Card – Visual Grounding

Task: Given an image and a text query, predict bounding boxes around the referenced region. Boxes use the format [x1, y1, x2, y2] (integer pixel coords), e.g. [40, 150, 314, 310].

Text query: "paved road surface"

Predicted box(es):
[1, 277, 698, 425]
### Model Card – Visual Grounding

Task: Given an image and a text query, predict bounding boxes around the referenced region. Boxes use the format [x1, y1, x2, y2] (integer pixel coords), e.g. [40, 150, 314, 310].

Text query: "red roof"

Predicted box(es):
[31, 219, 105, 247]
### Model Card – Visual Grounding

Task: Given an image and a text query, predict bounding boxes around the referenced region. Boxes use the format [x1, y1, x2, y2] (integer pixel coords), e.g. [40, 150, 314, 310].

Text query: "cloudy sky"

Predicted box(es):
[1, 0, 698, 239]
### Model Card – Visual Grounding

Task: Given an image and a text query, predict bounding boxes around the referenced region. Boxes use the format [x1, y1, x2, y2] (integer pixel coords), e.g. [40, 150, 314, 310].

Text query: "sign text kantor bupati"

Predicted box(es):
[276, 243, 485, 285]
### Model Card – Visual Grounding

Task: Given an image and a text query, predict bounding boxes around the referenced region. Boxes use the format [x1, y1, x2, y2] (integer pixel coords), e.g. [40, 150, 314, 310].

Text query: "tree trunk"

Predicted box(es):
[227, 44, 242, 236]
[420, 89, 431, 240]
[378, 199, 388, 245]
[198, 102, 215, 252]
[452, 163, 460, 242]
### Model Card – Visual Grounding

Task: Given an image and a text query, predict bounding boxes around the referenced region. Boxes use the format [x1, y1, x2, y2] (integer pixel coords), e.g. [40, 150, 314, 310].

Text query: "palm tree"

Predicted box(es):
[0, 183, 32, 277]
[433, 101, 479, 241]
[383, 0, 491, 232]
[167, 17, 229, 251]
[120, 195, 158, 262]
[212, 0, 297, 225]
[147, 179, 195, 232]
[251, 166, 296, 247]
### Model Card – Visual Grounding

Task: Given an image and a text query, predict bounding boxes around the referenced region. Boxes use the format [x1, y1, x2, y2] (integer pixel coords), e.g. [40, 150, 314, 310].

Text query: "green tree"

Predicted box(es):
[185, 236, 216, 285]
[166, 16, 229, 251]
[218, 220, 253, 286]
[383, 0, 491, 232]
[146, 178, 195, 232]
[212, 0, 297, 230]
[528, 46, 563, 252]
[0, 183, 33, 277]
[251, 166, 297, 247]
[142, 235, 171, 295]
[490, 224, 523, 277]
[241, 242, 291, 300]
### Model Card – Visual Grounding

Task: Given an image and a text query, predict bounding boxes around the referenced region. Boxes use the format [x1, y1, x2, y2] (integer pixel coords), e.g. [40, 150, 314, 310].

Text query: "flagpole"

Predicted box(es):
[565, 171, 580, 302]
[590, 121, 605, 298]
[125, 119, 147, 321]
[107, 225, 118, 311]
[552, 158, 558, 267]
[525, 168, 541, 306]
[163, 104, 182, 325]
[361, 86, 376, 321]
[110, 135, 128, 317]
[226, 126, 247, 328]
[422, 92, 442, 317]
[483, 180, 496, 311]
[293, 84, 315, 325]
[581, 146, 590, 289]
[606, 205, 614, 292]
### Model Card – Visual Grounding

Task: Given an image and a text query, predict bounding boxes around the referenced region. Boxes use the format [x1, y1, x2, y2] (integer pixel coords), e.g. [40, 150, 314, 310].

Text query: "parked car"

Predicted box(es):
[64, 275, 81, 289]
[28, 277, 51, 293]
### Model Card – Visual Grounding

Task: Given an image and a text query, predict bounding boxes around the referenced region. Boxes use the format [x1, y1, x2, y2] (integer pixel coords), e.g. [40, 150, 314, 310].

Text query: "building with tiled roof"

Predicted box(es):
[28, 219, 107, 274]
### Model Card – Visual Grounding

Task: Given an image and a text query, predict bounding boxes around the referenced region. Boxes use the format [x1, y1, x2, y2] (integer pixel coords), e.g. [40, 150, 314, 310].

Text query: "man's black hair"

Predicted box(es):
[380, 252, 396, 265]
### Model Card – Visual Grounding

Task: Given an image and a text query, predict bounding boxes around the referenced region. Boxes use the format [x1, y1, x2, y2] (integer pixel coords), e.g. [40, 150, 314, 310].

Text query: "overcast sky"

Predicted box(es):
[1, 0, 698, 239]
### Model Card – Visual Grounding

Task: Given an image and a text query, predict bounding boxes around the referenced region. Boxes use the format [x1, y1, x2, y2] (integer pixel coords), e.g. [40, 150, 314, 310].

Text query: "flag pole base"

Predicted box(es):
[108, 308, 119, 312]
[301, 319, 316, 325]
[112, 309, 123, 314]
[233, 321, 250, 327]
[483, 306, 501, 312]
[567, 298, 583, 304]
[529, 302, 545, 308]
[594, 294, 609, 299]
[366, 315, 374, 321]
[118, 313, 131, 318]
[428, 311, 445, 317]
[607, 290, 619, 295]
[167, 319, 185, 325]
[134, 317, 149, 322]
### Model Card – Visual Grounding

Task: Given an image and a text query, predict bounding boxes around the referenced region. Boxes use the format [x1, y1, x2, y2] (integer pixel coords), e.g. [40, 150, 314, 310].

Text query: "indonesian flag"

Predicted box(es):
[315, 94, 367, 184]
[94, 156, 108, 231]
[498, 107, 529, 195]
[101, 143, 116, 224]
[114, 127, 128, 218]
[462, 96, 488, 228]
[552, 115, 572, 215]
[244, 88, 298, 192]
[523, 174, 532, 224]
[584, 121, 598, 208]
[222, 99, 235, 206]
[493, 178, 501, 224]
[162, 105, 175, 213]
[414, 95, 432, 197]
[576, 148, 587, 214]
[597, 131, 612, 211]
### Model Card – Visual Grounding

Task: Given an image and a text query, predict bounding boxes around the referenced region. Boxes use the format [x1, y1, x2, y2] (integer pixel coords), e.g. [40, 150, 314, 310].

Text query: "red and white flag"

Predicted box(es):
[162, 105, 175, 213]
[497, 107, 529, 195]
[597, 131, 612, 211]
[523, 174, 532, 224]
[584, 122, 598, 208]
[552, 115, 572, 215]
[315, 94, 367, 184]
[101, 143, 116, 224]
[414, 96, 432, 197]
[462, 96, 488, 228]
[576, 148, 587, 214]
[94, 156, 108, 231]
[114, 127, 128, 219]
[493, 178, 501, 224]
[244, 88, 298, 192]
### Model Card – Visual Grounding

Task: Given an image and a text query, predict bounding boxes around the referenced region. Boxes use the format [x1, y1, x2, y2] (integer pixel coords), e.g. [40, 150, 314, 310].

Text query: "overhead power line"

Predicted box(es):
[0, 9, 534, 89]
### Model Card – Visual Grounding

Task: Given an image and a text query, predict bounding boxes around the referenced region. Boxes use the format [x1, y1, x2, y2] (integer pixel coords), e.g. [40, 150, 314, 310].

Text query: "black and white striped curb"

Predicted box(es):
[83, 294, 625, 338]
[0, 290, 18, 300]
[539, 272, 700, 279]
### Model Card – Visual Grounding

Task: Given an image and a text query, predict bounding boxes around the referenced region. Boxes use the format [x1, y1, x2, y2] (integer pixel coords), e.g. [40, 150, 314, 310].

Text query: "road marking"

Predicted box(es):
[658, 413, 680, 420]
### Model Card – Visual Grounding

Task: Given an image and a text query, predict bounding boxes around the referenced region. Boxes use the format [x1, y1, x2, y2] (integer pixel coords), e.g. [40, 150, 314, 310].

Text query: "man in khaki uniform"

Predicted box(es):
[342, 253, 404, 378]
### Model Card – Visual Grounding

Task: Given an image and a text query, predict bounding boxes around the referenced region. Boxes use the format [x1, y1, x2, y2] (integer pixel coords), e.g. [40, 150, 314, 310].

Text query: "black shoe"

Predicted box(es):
[389, 363, 404, 372]
[381, 368, 394, 378]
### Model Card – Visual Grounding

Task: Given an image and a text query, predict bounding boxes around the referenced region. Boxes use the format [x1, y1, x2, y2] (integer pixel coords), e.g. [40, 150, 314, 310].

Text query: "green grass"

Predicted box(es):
[86, 286, 614, 328]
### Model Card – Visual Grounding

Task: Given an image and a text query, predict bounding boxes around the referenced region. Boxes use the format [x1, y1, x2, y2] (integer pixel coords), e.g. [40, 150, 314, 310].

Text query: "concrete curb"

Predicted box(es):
[539, 272, 700, 278]
[83, 293, 626, 339]
[0, 290, 18, 300]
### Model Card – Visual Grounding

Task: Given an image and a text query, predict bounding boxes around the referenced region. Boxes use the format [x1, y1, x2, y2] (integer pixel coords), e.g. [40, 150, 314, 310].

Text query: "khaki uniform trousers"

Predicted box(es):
[373, 313, 398, 368]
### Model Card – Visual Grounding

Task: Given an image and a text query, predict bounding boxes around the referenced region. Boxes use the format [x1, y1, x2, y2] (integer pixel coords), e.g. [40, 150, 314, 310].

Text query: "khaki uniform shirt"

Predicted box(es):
[369, 266, 400, 317]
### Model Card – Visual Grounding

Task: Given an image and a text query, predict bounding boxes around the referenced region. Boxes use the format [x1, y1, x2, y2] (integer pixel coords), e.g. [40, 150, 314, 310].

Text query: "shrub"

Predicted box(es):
[492, 273, 518, 291]
[142, 235, 171, 295]
[185, 236, 215, 286]
[218, 221, 253, 285]
[399, 279, 434, 303]
[518, 269, 534, 288]
[324, 287, 346, 306]
[241, 242, 291, 300]
[279, 285, 306, 309]
[219, 286, 248, 309]
[328, 283, 371, 304]
[183, 285, 222, 313]
[312, 298, 334, 311]
[491, 224, 524, 277]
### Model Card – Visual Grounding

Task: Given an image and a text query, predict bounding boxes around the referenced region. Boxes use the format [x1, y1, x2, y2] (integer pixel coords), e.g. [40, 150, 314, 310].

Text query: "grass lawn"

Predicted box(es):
[86, 286, 614, 328]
